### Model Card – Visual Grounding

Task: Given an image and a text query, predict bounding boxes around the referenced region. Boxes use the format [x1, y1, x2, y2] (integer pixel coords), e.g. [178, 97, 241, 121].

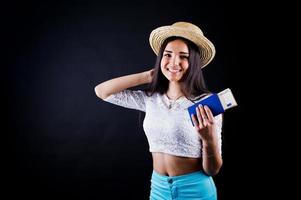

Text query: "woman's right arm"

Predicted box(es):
[94, 69, 154, 99]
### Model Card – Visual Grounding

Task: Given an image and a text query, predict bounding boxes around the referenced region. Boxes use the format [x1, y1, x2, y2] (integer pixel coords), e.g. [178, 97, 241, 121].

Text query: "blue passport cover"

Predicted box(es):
[188, 94, 224, 125]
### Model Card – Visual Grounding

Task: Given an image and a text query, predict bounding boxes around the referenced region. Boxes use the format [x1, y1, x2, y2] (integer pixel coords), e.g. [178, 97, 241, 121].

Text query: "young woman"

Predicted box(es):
[95, 22, 223, 200]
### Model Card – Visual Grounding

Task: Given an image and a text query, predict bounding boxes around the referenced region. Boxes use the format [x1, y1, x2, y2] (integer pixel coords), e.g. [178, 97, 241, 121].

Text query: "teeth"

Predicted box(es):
[168, 68, 181, 73]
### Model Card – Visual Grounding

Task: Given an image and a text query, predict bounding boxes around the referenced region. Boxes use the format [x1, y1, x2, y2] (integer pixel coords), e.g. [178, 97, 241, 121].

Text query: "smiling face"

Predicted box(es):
[160, 39, 189, 82]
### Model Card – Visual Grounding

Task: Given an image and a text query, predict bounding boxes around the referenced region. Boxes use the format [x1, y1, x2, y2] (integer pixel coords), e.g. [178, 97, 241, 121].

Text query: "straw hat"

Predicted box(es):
[149, 22, 216, 68]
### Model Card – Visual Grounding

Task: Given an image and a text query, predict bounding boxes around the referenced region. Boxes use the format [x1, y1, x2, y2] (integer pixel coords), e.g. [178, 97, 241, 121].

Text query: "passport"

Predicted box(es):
[187, 88, 237, 125]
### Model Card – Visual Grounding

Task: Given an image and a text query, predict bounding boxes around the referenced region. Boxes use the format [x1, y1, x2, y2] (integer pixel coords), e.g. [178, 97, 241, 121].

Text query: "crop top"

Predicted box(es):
[103, 90, 223, 158]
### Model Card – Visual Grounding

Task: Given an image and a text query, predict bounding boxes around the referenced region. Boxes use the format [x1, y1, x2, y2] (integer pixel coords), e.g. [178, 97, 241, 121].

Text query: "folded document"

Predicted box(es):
[188, 88, 237, 125]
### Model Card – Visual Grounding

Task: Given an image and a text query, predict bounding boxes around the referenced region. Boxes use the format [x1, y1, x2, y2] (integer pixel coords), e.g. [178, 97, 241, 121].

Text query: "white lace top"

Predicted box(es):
[103, 90, 223, 158]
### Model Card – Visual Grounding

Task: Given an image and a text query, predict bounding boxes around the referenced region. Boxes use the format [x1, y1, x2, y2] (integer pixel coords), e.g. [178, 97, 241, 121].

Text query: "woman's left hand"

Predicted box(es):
[191, 105, 217, 142]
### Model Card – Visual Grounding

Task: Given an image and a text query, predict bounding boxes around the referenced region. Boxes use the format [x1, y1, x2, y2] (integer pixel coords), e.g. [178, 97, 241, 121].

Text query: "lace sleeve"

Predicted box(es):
[214, 114, 223, 156]
[103, 90, 147, 112]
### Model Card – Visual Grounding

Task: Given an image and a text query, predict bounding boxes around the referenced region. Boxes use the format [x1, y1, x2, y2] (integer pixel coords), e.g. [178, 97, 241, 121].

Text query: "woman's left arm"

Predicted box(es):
[201, 139, 223, 176]
[191, 105, 223, 176]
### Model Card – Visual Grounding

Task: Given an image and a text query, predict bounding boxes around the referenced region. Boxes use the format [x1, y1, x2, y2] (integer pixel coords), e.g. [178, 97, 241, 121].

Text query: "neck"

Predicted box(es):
[166, 81, 184, 100]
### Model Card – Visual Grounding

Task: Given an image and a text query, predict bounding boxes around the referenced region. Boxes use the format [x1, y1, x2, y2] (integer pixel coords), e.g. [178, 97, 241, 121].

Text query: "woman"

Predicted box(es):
[95, 22, 223, 200]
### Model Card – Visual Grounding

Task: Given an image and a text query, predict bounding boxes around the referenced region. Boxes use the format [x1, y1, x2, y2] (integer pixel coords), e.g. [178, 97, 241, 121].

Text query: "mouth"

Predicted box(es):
[167, 68, 183, 74]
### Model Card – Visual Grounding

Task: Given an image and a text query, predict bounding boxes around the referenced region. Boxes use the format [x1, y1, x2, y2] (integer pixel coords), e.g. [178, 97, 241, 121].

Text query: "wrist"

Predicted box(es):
[138, 71, 149, 84]
[202, 142, 218, 155]
[143, 70, 152, 83]
[202, 140, 217, 148]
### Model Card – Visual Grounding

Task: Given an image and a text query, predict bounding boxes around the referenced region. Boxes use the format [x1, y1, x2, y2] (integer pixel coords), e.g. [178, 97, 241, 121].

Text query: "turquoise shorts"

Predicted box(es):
[150, 170, 217, 200]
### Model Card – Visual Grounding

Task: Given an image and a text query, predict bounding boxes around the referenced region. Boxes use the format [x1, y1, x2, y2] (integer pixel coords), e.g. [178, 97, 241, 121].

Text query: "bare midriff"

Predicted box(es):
[152, 152, 202, 176]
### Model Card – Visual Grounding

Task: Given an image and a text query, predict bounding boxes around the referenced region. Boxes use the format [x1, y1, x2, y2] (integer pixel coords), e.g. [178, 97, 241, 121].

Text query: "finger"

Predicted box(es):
[191, 114, 200, 131]
[199, 105, 208, 126]
[204, 105, 214, 123]
[196, 106, 203, 128]
[191, 114, 198, 126]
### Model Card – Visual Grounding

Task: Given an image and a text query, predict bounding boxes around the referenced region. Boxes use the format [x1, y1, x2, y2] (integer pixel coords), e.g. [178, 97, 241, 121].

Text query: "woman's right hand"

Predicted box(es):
[145, 68, 155, 83]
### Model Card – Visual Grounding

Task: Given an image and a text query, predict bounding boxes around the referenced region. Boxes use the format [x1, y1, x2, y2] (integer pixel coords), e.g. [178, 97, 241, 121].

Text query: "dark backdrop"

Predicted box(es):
[4, 0, 268, 199]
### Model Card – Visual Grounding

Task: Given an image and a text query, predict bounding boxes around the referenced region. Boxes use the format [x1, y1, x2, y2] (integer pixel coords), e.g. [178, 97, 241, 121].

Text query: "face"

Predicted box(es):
[160, 39, 189, 82]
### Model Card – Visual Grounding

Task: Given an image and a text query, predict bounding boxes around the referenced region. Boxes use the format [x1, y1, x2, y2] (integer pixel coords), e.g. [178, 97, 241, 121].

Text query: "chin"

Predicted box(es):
[162, 69, 185, 82]
[167, 76, 182, 82]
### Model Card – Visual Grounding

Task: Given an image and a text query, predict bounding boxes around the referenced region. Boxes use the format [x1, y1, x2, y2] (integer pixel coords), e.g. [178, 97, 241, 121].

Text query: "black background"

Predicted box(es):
[3, 0, 283, 199]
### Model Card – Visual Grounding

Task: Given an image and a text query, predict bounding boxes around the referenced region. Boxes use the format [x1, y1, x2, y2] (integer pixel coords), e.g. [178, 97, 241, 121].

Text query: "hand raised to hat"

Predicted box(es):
[144, 68, 155, 83]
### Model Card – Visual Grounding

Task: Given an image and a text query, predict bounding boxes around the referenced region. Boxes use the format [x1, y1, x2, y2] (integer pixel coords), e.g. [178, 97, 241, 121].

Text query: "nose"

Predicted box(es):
[170, 56, 180, 67]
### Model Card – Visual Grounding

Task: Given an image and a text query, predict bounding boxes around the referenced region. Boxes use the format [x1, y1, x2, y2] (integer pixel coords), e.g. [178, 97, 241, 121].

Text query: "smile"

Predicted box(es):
[167, 68, 182, 73]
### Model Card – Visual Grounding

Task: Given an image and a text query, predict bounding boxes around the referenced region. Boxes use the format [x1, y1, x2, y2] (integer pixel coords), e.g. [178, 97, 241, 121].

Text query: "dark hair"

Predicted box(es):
[145, 36, 210, 102]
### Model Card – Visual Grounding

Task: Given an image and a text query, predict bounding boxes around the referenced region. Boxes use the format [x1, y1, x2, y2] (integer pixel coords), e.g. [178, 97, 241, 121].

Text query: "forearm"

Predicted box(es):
[95, 71, 149, 99]
[202, 142, 223, 176]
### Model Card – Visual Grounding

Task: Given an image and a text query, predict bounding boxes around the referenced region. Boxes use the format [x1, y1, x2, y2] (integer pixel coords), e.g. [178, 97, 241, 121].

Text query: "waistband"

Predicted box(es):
[152, 170, 210, 183]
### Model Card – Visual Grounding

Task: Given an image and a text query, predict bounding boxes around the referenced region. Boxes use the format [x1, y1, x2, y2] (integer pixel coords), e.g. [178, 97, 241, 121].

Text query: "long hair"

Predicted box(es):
[145, 36, 210, 102]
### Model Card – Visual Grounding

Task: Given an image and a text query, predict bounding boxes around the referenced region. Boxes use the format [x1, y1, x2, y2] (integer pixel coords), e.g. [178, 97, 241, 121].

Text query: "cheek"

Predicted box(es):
[183, 62, 189, 71]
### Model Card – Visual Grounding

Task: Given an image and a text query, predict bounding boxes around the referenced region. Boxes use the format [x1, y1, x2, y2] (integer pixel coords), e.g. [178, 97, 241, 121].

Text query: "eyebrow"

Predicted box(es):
[164, 50, 189, 54]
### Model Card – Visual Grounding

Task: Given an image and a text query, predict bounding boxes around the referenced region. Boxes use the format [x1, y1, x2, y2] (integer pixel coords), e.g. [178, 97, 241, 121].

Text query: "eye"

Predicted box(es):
[163, 53, 171, 58]
[180, 55, 189, 60]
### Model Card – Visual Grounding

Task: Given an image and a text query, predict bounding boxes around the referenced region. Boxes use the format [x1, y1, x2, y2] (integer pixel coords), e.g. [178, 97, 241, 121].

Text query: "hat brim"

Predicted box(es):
[149, 26, 216, 68]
